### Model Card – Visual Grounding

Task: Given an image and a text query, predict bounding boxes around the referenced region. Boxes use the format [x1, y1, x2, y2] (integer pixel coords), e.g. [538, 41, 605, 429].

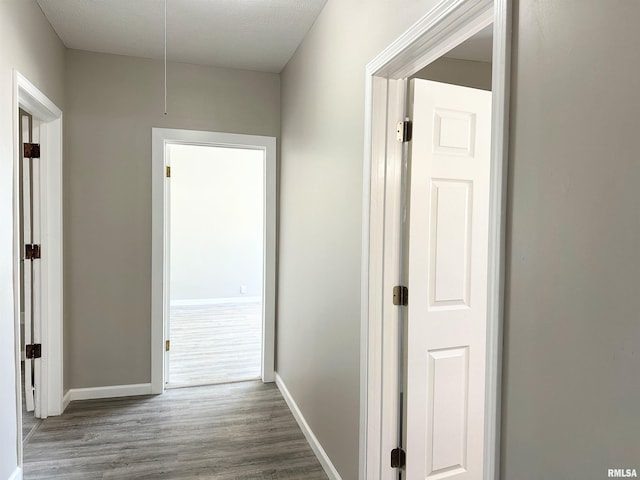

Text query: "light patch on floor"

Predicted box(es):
[169, 301, 262, 387]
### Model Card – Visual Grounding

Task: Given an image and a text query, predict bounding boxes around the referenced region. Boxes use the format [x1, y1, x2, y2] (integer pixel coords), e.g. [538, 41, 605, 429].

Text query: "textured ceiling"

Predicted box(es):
[36, 0, 327, 73]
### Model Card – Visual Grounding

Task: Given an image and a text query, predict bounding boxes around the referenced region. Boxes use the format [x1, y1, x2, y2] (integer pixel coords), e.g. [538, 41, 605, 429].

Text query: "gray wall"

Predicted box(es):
[501, 1, 640, 478]
[2, 1, 638, 478]
[280, 0, 640, 478]
[278, 1, 441, 478]
[413, 56, 492, 91]
[64, 49, 280, 390]
[0, 1, 65, 477]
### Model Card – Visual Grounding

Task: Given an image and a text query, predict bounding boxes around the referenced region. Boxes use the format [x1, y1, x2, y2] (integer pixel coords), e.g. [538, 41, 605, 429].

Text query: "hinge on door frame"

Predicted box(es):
[165, 340, 170, 351]
[25, 344, 42, 359]
[393, 285, 408, 306]
[25, 244, 41, 260]
[24, 143, 41, 159]
[166, 166, 171, 178]
[396, 120, 412, 143]
[391, 447, 406, 469]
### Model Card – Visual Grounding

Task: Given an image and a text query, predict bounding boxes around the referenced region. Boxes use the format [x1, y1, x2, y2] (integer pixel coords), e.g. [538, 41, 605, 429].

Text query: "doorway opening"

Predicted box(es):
[13, 72, 64, 469]
[166, 144, 264, 388]
[152, 128, 276, 394]
[359, 0, 511, 478]
[19, 107, 41, 443]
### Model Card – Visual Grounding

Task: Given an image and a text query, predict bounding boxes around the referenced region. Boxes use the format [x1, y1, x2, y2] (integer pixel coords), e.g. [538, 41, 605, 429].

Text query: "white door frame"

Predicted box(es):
[151, 128, 277, 394]
[359, 0, 511, 479]
[13, 71, 64, 459]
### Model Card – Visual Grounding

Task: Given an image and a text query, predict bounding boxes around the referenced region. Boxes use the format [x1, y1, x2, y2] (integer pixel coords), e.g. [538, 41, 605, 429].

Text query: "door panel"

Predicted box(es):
[427, 347, 469, 476]
[31, 117, 42, 418]
[20, 110, 35, 413]
[430, 180, 472, 307]
[405, 79, 491, 480]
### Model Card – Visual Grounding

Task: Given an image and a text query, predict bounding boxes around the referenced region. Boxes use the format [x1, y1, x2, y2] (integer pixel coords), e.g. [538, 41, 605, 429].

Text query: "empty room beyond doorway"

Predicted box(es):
[167, 144, 264, 388]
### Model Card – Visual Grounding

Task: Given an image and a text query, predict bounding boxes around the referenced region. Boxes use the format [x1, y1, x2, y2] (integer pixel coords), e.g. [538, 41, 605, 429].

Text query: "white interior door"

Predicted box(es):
[21, 110, 42, 414]
[21, 111, 34, 413]
[405, 79, 491, 479]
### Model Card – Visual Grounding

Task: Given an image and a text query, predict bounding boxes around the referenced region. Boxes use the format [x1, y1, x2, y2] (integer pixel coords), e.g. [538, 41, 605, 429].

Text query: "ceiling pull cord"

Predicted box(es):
[164, 0, 167, 115]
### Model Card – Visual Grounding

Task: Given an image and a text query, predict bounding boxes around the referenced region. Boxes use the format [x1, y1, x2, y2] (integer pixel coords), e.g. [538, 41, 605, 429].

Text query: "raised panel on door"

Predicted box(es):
[405, 79, 491, 480]
[429, 179, 473, 308]
[427, 347, 469, 478]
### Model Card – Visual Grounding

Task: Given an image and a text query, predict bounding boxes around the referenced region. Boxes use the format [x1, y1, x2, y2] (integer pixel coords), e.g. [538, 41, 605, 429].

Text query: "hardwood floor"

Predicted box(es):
[169, 302, 262, 387]
[24, 381, 328, 480]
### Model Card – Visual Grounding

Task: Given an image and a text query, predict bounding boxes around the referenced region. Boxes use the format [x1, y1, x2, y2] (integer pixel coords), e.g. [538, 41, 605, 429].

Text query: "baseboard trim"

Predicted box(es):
[67, 383, 153, 402]
[8, 466, 23, 480]
[170, 296, 261, 306]
[275, 373, 342, 480]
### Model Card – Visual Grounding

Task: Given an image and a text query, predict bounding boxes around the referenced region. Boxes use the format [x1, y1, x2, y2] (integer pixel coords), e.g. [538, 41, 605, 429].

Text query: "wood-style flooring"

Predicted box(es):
[23, 381, 329, 480]
[169, 302, 262, 387]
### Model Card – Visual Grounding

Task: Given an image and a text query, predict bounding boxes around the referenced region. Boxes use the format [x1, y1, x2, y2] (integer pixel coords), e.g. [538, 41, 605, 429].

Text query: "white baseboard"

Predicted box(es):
[275, 373, 342, 480]
[8, 466, 23, 480]
[67, 383, 153, 402]
[170, 296, 261, 307]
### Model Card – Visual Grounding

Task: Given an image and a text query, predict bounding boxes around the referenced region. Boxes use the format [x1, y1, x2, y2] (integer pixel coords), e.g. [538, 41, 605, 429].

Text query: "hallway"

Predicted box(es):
[23, 381, 328, 479]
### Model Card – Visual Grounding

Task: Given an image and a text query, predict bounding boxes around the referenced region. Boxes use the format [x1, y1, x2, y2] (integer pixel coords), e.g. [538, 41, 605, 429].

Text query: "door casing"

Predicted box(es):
[13, 71, 64, 464]
[151, 128, 277, 393]
[359, 0, 512, 478]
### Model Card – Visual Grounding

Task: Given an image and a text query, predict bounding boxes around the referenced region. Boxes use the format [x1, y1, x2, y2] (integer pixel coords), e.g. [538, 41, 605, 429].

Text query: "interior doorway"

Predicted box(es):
[166, 144, 264, 388]
[151, 128, 276, 394]
[359, 0, 511, 478]
[404, 78, 492, 478]
[13, 72, 64, 471]
[19, 107, 41, 442]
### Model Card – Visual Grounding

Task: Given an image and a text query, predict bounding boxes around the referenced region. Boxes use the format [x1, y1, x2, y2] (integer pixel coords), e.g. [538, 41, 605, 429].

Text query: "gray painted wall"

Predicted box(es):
[278, 1, 442, 477]
[502, 1, 640, 478]
[413, 56, 492, 91]
[0, 1, 65, 477]
[280, 0, 640, 478]
[2, 1, 638, 478]
[64, 49, 280, 390]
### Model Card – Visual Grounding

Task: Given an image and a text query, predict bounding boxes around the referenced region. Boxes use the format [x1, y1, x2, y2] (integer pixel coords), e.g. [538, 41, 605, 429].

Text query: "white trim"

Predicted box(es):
[62, 390, 71, 411]
[13, 71, 64, 469]
[15, 72, 63, 122]
[368, 0, 493, 79]
[359, 0, 511, 479]
[8, 466, 23, 480]
[152, 128, 277, 394]
[484, 1, 512, 477]
[169, 296, 262, 307]
[275, 374, 342, 480]
[66, 383, 153, 402]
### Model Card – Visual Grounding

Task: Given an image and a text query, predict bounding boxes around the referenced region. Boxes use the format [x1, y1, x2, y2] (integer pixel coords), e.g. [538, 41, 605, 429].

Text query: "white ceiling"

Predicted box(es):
[36, 0, 327, 73]
[445, 25, 493, 63]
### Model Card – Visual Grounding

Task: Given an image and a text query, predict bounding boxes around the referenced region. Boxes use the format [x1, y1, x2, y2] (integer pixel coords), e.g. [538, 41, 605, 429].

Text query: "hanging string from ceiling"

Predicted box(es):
[164, 0, 167, 115]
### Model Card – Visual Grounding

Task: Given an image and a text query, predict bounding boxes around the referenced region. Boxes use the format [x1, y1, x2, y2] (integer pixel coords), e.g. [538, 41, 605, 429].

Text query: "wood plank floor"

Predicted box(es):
[169, 302, 262, 387]
[24, 381, 328, 480]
